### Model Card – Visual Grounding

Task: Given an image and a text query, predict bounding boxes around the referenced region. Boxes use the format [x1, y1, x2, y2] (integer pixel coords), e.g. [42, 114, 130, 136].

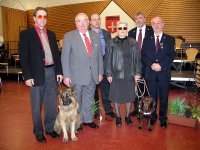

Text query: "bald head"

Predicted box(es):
[75, 13, 89, 33]
[151, 16, 164, 35]
[90, 13, 101, 30]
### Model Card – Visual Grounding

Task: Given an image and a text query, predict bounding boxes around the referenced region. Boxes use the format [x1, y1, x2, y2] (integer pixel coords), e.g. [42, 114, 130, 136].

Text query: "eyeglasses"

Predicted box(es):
[118, 27, 127, 30]
[37, 15, 48, 20]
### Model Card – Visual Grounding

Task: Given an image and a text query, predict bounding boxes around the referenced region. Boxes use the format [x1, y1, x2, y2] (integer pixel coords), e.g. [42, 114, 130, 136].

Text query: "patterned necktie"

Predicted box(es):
[83, 33, 92, 56]
[40, 30, 53, 65]
[137, 29, 142, 51]
[156, 36, 160, 52]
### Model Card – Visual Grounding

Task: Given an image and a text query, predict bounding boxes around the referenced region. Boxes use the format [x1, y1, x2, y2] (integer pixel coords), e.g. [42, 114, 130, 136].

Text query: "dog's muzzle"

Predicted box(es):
[60, 94, 72, 106]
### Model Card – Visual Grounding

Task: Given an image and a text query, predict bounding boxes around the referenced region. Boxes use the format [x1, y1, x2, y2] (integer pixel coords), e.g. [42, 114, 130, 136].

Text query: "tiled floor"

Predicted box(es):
[0, 81, 199, 150]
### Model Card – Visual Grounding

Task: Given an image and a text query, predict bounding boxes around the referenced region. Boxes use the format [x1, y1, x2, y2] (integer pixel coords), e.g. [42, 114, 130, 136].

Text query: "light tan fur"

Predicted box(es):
[54, 88, 80, 142]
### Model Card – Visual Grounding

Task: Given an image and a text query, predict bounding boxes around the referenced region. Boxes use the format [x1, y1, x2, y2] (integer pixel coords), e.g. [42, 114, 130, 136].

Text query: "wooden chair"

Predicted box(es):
[181, 48, 198, 73]
[175, 38, 183, 59]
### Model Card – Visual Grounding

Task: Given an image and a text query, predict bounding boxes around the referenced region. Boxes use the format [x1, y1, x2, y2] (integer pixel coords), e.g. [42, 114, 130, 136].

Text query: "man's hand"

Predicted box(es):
[151, 63, 161, 72]
[25, 79, 34, 87]
[107, 77, 112, 83]
[134, 75, 141, 81]
[57, 75, 63, 83]
[63, 77, 71, 87]
[99, 74, 103, 83]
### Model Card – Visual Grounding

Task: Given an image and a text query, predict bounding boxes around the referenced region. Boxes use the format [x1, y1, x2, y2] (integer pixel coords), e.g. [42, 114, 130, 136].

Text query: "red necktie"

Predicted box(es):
[156, 36, 160, 52]
[137, 29, 142, 51]
[83, 33, 92, 56]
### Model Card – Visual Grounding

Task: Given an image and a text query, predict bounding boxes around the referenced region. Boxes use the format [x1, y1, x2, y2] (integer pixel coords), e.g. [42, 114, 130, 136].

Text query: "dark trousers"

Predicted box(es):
[30, 67, 57, 135]
[94, 75, 113, 114]
[146, 79, 170, 122]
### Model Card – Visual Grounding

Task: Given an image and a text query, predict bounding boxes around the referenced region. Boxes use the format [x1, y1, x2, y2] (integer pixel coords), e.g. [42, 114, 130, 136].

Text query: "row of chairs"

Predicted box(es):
[196, 60, 200, 88]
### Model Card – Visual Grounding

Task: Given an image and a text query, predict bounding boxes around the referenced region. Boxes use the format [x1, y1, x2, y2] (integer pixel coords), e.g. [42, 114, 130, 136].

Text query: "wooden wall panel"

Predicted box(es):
[26, 0, 200, 42]
[114, 0, 162, 20]
[27, 0, 111, 40]
[146, 0, 200, 42]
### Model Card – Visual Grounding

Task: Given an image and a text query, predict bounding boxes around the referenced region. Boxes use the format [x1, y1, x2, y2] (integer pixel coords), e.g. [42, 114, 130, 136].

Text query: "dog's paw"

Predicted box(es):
[62, 138, 68, 143]
[72, 136, 78, 142]
[138, 126, 142, 130]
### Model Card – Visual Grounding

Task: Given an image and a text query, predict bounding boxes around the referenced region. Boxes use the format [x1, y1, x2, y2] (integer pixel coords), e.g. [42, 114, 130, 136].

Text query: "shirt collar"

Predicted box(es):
[137, 25, 146, 31]
[34, 24, 47, 33]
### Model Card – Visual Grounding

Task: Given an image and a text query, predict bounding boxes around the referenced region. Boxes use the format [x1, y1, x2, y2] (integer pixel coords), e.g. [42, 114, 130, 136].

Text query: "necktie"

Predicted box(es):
[83, 33, 92, 56]
[156, 36, 160, 52]
[137, 29, 142, 51]
[40, 30, 53, 65]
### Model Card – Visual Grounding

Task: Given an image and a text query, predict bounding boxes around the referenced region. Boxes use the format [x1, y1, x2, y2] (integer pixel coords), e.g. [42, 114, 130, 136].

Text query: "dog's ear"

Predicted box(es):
[71, 87, 77, 97]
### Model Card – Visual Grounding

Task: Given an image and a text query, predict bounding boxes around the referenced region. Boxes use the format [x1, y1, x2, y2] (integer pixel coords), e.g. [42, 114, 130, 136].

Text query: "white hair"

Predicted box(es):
[116, 21, 128, 28]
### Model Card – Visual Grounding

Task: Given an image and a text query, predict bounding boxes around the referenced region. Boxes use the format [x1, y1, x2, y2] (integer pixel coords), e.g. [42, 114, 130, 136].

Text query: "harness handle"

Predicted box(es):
[135, 77, 150, 98]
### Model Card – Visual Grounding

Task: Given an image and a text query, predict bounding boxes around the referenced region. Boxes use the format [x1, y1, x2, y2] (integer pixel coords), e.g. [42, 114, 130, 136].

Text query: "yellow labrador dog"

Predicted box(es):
[54, 88, 80, 142]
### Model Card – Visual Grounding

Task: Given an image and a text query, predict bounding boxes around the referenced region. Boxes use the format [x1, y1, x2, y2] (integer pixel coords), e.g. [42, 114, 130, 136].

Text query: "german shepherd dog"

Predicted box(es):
[138, 96, 155, 131]
[54, 88, 80, 142]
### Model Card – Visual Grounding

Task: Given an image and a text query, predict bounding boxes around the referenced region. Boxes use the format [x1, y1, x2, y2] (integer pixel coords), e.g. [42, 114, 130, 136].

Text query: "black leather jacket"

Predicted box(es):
[105, 36, 142, 79]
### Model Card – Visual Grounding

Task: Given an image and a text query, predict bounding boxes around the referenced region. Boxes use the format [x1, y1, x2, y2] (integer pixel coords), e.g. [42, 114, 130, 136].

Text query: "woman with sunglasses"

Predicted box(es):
[105, 21, 142, 126]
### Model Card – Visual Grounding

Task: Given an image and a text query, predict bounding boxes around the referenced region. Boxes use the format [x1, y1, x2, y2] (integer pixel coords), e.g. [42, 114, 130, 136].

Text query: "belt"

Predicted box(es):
[45, 64, 54, 68]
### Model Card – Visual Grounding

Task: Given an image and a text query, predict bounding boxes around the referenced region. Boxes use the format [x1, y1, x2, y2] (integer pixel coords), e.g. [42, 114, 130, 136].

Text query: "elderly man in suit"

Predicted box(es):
[90, 13, 116, 119]
[61, 13, 103, 131]
[19, 7, 63, 143]
[141, 16, 175, 128]
[128, 12, 153, 116]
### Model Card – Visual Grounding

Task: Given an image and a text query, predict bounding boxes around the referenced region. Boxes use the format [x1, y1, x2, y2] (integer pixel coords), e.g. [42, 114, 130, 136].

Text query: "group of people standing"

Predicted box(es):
[19, 7, 175, 143]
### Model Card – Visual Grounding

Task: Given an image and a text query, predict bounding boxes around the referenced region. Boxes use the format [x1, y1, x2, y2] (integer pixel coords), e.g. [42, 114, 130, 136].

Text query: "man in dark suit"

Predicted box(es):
[19, 7, 63, 143]
[141, 16, 175, 128]
[128, 12, 153, 116]
[61, 13, 103, 131]
[90, 13, 116, 119]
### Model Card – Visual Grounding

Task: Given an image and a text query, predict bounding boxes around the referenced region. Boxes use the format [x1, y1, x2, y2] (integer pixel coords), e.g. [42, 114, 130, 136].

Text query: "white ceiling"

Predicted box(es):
[0, 0, 105, 10]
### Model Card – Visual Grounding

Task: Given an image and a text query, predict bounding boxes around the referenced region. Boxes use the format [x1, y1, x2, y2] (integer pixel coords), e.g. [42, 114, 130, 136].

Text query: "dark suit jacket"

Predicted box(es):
[19, 27, 63, 86]
[128, 25, 153, 39]
[101, 29, 111, 44]
[141, 33, 175, 81]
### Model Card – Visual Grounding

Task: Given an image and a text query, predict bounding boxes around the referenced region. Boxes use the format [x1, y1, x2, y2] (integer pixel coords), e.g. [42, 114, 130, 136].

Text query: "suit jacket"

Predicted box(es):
[19, 27, 63, 86]
[141, 33, 175, 80]
[128, 25, 153, 39]
[61, 30, 103, 85]
[101, 29, 111, 44]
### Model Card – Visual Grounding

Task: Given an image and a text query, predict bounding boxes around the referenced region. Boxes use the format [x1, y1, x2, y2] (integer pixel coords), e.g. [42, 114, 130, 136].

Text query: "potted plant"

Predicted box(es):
[168, 97, 197, 127]
[92, 101, 103, 121]
[185, 103, 200, 122]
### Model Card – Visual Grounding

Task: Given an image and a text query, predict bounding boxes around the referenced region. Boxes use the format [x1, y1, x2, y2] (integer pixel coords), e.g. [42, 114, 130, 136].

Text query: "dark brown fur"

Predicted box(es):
[138, 96, 155, 131]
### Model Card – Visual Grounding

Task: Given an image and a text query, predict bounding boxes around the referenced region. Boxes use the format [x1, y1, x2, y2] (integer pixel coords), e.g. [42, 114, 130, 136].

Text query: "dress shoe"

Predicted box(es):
[46, 130, 59, 138]
[77, 125, 83, 132]
[160, 121, 167, 128]
[83, 122, 99, 128]
[125, 115, 133, 125]
[130, 110, 138, 116]
[106, 112, 117, 118]
[35, 134, 46, 143]
[116, 116, 122, 126]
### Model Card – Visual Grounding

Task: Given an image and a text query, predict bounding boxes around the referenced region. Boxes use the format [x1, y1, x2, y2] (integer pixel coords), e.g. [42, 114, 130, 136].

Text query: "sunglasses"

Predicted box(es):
[37, 15, 48, 20]
[118, 27, 127, 30]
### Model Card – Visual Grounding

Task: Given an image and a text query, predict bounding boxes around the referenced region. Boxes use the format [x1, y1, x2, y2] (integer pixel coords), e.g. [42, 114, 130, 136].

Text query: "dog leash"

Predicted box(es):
[135, 77, 150, 98]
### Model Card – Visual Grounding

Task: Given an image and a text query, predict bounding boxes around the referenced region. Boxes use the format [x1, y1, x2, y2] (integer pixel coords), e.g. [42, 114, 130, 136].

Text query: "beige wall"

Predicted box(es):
[100, 1, 135, 38]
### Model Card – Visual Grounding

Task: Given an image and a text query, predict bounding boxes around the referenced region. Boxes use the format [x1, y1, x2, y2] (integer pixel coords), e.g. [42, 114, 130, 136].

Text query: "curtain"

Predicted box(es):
[2, 7, 27, 55]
